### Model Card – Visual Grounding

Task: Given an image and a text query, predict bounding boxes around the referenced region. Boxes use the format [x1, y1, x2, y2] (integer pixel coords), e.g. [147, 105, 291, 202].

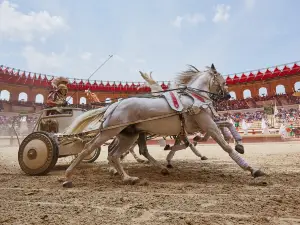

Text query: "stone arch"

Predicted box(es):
[259, 87, 268, 97]
[35, 94, 44, 103]
[243, 89, 251, 99]
[229, 91, 236, 100]
[66, 96, 73, 104]
[0, 90, 10, 101]
[18, 92, 28, 101]
[276, 84, 286, 94]
[294, 81, 300, 92]
[80, 97, 87, 104]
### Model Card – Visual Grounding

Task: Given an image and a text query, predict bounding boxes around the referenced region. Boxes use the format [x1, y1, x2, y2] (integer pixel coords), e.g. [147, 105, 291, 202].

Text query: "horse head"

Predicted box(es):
[176, 64, 230, 101]
[208, 64, 231, 100]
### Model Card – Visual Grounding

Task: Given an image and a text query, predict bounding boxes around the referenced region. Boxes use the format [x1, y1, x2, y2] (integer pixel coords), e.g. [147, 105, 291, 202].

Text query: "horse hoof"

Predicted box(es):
[235, 145, 244, 154]
[62, 181, 73, 188]
[164, 145, 171, 150]
[201, 156, 208, 160]
[109, 168, 118, 176]
[123, 177, 140, 185]
[252, 169, 266, 178]
[161, 168, 170, 175]
[166, 164, 173, 169]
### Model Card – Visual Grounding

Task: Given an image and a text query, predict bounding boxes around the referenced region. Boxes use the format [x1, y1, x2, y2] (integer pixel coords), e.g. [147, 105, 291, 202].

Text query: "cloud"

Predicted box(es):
[245, 0, 255, 10]
[40, 37, 47, 43]
[113, 55, 125, 62]
[0, 0, 68, 42]
[172, 16, 184, 28]
[172, 13, 206, 28]
[213, 4, 231, 23]
[80, 52, 92, 60]
[135, 59, 146, 64]
[19, 47, 134, 81]
[21, 46, 69, 74]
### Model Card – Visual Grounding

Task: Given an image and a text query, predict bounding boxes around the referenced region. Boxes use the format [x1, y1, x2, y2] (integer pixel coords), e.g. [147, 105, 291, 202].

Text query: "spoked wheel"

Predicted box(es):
[18, 131, 58, 176]
[82, 148, 101, 163]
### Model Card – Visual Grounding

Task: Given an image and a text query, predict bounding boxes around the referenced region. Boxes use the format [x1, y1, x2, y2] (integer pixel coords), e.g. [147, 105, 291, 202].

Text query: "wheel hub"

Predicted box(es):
[22, 139, 50, 170]
[27, 149, 37, 160]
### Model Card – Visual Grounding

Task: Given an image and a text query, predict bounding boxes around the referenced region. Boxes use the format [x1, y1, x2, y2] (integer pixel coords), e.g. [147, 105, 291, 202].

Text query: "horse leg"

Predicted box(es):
[166, 136, 181, 168]
[166, 150, 176, 168]
[129, 143, 146, 163]
[63, 127, 124, 188]
[197, 115, 265, 178]
[137, 133, 169, 175]
[183, 136, 208, 160]
[107, 132, 140, 184]
[226, 123, 244, 154]
[107, 140, 120, 175]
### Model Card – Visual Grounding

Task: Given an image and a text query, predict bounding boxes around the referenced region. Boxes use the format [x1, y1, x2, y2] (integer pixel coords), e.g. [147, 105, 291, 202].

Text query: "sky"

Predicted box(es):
[1, 0, 300, 87]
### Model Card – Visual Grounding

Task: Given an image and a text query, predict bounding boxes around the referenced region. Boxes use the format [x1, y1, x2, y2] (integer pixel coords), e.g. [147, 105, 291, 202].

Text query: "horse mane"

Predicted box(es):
[176, 64, 202, 85]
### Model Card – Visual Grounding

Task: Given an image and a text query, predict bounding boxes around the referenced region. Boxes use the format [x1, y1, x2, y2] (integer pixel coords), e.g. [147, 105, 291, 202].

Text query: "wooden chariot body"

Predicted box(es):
[18, 107, 101, 175]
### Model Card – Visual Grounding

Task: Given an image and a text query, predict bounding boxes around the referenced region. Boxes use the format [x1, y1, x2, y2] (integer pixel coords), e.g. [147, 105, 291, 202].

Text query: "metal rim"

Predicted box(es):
[18, 132, 58, 175]
[82, 148, 101, 163]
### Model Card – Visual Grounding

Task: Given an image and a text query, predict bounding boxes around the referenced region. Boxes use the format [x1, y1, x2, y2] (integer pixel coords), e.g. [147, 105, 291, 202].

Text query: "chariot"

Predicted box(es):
[18, 107, 101, 176]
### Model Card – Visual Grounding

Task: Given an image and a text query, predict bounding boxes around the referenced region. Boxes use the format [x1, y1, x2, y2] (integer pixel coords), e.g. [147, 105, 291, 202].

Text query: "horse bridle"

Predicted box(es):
[208, 70, 229, 101]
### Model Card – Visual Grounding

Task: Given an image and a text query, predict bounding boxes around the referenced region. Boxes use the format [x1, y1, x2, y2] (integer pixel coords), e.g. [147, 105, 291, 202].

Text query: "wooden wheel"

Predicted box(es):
[82, 148, 101, 163]
[18, 131, 58, 175]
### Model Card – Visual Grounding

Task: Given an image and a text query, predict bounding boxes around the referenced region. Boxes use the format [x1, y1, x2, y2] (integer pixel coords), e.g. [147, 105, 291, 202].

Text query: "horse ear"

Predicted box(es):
[211, 64, 216, 71]
[149, 71, 153, 78]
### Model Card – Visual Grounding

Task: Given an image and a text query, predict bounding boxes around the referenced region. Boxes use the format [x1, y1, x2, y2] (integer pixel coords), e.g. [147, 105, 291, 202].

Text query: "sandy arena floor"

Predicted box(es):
[1, 142, 300, 225]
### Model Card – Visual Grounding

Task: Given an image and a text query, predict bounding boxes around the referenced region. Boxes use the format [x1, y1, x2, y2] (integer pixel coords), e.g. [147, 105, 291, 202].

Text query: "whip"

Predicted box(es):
[67, 55, 114, 103]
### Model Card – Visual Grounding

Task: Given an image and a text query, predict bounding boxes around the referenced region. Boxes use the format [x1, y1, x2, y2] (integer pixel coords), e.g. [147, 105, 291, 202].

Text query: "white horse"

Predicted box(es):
[136, 71, 245, 169]
[63, 64, 265, 187]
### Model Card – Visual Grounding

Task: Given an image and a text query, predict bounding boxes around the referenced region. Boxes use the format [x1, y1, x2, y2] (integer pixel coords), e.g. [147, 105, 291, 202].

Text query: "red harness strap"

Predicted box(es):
[169, 92, 179, 109]
[191, 93, 205, 102]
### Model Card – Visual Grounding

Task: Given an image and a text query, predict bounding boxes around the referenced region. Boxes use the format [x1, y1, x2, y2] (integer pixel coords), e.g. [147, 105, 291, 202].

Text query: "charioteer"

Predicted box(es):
[46, 77, 69, 108]
[46, 77, 69, 116]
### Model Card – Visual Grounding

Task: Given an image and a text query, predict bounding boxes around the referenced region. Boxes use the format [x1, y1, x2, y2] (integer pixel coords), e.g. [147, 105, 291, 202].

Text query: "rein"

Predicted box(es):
[99, 86, 222, 104]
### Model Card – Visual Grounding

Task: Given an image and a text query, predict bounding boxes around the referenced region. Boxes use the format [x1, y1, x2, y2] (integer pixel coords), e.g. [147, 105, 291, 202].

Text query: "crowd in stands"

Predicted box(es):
[215, 99, 250, 111]
[0, 101, 3, 112]
[0, 91, 299, 136]
[0, 108, 299, 136]
[0, 115, 38, 136]
[221, 108, 300, 123]
[215, 92, 300, 111]
[1, 92, 299, 112]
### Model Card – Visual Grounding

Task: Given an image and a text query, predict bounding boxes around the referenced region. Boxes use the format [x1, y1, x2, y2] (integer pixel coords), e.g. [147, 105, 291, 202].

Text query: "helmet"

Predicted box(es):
[58, 84, 68, 90]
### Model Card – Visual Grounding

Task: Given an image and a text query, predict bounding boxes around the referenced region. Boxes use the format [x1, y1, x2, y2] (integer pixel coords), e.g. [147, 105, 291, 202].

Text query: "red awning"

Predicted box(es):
[280, 65, 290, 77]
[271, 67, 281, 78]
[226, 76, 233, 85]
[247, 72, 255, 82]
[111, 82, 117, 91]
[98, 82, 105, 91]
[161, 82, 168, 90]
[90, 81, 98, 91]
[232, 75, 239, 84]
[239, 73, 247, 83]
[290, 63, 300, 75]
[263, 69, 272, 80]
[254, 71, 264, 81]
[117, 82, 124, 92]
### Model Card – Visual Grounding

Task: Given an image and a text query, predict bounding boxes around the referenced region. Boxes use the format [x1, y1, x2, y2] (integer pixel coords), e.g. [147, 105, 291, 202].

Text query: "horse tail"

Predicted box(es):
[63, 106, 108, 135]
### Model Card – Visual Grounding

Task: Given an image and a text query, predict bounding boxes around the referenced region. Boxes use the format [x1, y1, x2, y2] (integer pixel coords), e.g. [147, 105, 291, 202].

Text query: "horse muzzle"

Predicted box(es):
[223, 93, 231, 100]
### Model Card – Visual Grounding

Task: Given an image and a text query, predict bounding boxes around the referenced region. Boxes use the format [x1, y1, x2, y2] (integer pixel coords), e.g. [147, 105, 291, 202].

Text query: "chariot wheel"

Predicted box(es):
[18, 131, 58, 176]
[82, 148, 101, 163]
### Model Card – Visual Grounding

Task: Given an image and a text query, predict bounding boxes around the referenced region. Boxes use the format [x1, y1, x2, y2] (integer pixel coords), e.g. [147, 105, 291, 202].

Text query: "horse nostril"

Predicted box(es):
[224, 94, 231, 100]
